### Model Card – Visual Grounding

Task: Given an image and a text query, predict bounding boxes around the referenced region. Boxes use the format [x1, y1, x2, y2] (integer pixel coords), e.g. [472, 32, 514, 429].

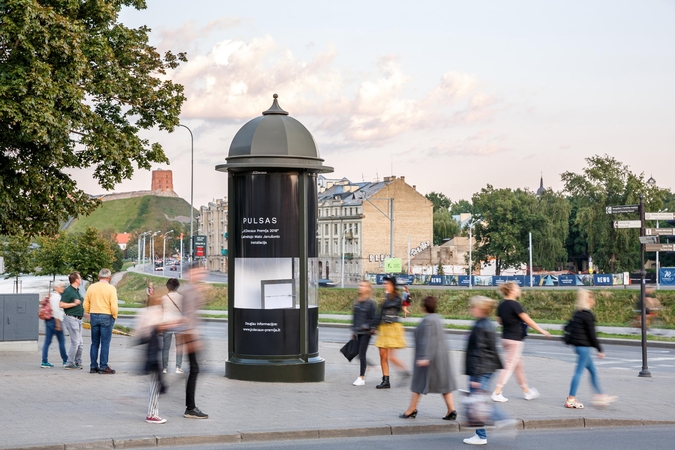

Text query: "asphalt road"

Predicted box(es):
[115, 318, 675, 375]
[152, 426, 675, 450]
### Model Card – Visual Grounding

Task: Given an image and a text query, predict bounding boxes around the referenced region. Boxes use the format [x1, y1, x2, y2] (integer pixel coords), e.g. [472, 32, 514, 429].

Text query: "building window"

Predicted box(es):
[325, 224, 329, 235]
[334, 239, 338, 255]
[324, 240, 329, 254]
[354, 223, 358, 234]
[334, 224, 338, 234]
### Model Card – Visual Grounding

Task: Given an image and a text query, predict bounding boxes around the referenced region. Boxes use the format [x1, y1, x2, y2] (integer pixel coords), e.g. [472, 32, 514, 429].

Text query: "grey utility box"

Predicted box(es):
[0, 294, 39, 341]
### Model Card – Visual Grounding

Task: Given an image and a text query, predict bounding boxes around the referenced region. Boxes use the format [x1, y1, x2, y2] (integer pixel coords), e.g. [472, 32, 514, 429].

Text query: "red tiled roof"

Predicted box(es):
[115, 233, 131, 245]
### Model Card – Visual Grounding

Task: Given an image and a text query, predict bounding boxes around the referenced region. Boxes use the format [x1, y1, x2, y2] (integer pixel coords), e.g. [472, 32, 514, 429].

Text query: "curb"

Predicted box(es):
[4, 419, 674, 450]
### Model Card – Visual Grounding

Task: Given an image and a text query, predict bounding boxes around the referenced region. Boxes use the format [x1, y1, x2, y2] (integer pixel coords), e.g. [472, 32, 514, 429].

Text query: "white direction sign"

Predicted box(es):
[613, 220, 641, 229]
[605, 205, 639, 214]
[644, 228, 675, 236]
[645, 212, 675, 220]
[645, 244, 675, 252]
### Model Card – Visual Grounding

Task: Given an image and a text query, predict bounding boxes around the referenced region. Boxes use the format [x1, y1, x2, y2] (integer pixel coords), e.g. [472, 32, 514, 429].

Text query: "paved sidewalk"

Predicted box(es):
[2, 327, 674, 450]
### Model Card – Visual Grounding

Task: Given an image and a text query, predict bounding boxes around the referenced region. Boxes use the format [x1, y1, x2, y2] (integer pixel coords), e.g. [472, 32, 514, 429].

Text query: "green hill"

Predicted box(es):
[67, 195, 195, 234]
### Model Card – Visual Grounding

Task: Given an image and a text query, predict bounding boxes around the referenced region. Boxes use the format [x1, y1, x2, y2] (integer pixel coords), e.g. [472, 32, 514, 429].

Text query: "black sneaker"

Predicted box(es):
[90, 368, 99, 374]
[184, 408, 208, 419]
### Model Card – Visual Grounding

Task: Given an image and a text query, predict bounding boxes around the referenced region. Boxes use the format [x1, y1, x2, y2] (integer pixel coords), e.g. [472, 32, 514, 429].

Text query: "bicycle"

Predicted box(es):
[629, 308, 665, 335]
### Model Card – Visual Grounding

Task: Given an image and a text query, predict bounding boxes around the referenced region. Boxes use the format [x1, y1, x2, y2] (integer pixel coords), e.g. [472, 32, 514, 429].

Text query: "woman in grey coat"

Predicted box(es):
[400, 296, 457, 420]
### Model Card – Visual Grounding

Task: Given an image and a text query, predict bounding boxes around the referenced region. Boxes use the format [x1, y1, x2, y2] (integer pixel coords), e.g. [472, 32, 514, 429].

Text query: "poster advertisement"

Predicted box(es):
[231, 172, 319, 357]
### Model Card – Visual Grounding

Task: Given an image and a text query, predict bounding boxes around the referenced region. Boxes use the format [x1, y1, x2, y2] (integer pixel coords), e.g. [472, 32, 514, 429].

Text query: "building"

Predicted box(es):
[317, 175, 433, 283]
[115, 232, 131, 250]
[152, 168, 174, 192]
[197, 199, 228, 272]
[411, 236, 472, 275]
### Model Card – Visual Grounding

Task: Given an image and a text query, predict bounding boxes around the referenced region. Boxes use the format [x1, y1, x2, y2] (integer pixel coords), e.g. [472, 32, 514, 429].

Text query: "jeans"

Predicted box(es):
[162, 332, 183, 370]
[469, 373, 508, 440]
[42, 318, 67, 364]
[63, 315, 83, 366]
[90, 313, 115, 369]
[356, 334, 371, 377]
[186, 351, 200, 410]
[569, 346, 602, 397]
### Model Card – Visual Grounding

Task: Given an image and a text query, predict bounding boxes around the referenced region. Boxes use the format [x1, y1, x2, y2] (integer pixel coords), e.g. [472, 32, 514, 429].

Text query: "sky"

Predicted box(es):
[78, 0, 675, 209]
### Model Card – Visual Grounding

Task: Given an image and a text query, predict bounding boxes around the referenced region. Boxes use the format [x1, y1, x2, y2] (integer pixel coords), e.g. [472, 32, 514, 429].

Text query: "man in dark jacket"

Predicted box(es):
[351, 281, 376, 386]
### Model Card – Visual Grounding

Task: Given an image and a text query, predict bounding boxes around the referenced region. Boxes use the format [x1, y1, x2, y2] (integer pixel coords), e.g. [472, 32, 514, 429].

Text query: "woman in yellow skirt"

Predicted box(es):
[374, 276, 409, 389]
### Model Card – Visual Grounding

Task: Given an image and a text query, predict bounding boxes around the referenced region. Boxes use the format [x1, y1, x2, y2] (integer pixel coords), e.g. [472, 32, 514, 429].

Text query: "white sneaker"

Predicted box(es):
[176, 367, 184, 374]
[524, 387, 540, 400]
[353, 377, 365, 386]
[162, 368, 167, 374]
[463, 434, 487, 445]
[491, 392, 508, 402]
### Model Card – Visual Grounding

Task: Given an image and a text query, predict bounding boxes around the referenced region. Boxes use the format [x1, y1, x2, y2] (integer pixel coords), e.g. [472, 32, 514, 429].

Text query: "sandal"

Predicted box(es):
[564, 398, 584, 409]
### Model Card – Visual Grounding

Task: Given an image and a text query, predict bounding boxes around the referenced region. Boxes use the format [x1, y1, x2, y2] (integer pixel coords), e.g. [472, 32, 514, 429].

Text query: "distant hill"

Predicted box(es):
[66, 195, 195, 234]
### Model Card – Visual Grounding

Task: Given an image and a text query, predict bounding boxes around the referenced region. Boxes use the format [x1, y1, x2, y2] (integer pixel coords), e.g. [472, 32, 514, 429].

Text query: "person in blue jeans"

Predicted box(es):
[463, 296, 508, 445]
[84, 269, 119, 374]
[565, 289, 617, 409]
[41, 282, 68, 368]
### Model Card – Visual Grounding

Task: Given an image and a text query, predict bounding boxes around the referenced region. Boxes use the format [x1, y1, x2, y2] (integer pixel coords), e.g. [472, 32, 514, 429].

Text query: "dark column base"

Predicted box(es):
[226, 356, 325, 382]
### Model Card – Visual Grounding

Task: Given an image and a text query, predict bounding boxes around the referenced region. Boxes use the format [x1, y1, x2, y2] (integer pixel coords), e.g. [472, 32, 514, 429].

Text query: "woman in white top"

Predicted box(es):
[161, 278, 184, 374]
[41, 281, 68, 368]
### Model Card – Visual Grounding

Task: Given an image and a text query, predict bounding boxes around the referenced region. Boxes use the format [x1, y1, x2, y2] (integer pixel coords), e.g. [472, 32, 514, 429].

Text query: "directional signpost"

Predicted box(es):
[645, 244, 675, 252]
[644, 228, 675, 236]
[606, 205, 639, 214]
[613, 220, 641, 229]
[645, 212, 675, 221]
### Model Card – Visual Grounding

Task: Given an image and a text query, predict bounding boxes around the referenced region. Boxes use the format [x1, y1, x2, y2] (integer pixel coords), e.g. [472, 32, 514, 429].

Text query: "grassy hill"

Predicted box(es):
[67, 195, 195, 234]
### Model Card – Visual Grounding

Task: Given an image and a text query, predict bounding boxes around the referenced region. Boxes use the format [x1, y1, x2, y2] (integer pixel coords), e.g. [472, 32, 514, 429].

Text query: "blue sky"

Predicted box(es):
[80, 0, 675, 210]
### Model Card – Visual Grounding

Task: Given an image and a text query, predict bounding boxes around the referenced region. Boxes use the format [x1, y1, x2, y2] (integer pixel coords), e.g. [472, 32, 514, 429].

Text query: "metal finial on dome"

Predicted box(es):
[263, 93, 289, 115]
[647, 173, 656, 185]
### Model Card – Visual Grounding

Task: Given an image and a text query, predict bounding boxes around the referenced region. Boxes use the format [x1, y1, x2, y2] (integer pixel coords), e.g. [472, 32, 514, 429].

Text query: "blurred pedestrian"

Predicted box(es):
[84, 268, 118, 374]
[402, 286, 412, 318]
[146, 282, 154, 306]
[400, 296, 457, 420]
[491, 282, 550, 403]
[374, 275, 409, 389]
[351, 280, 376, 386]
[41, 281, 68, 368]
[161, 278, 184, 374]
[463, 296, 509, 446]
[565, 289, 618, 409]
[60, 272, 84, 370]
[179, 263, 208, 419]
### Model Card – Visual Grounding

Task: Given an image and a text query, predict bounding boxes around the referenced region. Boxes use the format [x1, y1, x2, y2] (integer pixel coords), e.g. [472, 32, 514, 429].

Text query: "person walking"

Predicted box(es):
[83, 268, 119, 374]
[60, 272, 84, 370]
[400, 296, 457, 421]
[565, 289, 618, 409]
[41, 282, 68, 368]
[463, 296, 508, 446]
[374, 275, 409, 389]
[146, 282, 154, 306]
[401, 286, 412, 318]
[161, 278, 184, 374]
[180, 263, 208, 419]
[351, 280, 376, 386]
[491, 282, 550, 403]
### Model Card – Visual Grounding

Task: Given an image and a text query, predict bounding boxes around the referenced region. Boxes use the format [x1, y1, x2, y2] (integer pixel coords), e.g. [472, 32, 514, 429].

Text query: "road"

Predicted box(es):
[115, 318, 675, 375]
[152, 426, 675, 450]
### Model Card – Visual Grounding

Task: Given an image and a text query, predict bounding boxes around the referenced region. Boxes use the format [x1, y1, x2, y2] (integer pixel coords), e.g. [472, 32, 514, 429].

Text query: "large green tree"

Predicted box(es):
[562, 155, 668, 273]
[68, 227, 116, 282]
[0, 1, 186, 236]
[34, 232, 72, 280]
[432, 209, 461, 245]
[0, 232, 35, 287]
[425, 192, 451, 212]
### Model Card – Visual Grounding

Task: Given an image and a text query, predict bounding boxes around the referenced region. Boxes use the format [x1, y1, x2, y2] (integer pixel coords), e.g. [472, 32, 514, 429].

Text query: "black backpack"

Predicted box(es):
[562, 317, 574, 345]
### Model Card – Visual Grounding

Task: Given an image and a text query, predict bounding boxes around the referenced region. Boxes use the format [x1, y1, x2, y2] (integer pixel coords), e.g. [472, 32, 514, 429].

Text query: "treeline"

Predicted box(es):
[427, 155, 674, 275]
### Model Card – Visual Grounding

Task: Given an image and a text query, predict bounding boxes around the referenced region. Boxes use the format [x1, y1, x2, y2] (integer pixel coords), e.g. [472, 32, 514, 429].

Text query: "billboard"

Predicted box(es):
[193, 235, 207, 257]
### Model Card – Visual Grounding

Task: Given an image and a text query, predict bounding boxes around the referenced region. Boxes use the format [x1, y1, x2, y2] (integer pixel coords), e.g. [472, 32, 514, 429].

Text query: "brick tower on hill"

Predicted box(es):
[152, 169, 173, 192]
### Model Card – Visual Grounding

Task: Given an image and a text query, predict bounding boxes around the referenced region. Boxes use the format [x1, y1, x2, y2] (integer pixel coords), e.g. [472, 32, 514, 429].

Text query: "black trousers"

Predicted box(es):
[186, 351, 200, 410]
[356, 334, 371, 377]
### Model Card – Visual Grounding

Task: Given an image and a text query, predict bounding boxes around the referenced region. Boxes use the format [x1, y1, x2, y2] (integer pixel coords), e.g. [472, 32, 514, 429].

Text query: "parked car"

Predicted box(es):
[318, 279, 336, 287]
[170, 265, 178, 271]
[154, 266, 163, 271]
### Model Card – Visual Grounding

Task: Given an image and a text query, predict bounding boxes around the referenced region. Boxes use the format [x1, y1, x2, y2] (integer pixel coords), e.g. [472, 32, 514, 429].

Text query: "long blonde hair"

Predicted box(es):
[470, 296, 496, 316]
[575, 289, 593, 310]
[498, 282, 518, 298]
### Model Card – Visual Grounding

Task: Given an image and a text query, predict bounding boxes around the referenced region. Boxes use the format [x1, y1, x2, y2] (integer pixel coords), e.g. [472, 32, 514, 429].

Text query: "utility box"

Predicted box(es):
[0, 294, 39, 343]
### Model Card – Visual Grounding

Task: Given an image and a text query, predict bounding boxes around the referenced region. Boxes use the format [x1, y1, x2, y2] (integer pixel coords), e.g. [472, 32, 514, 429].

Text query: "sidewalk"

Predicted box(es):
[2, 328, 674, 449]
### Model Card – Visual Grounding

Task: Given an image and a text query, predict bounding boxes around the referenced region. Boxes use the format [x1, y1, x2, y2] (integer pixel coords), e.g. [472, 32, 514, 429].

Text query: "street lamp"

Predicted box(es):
[163, 230, 174, 275]
[177, 124, 194, 262]
[468, 217, 482, 289]
[657, 208, 668, 290]
[141, 231, 152, 267]
[340, 225, 356, 288]
[150, 231, 161, 273]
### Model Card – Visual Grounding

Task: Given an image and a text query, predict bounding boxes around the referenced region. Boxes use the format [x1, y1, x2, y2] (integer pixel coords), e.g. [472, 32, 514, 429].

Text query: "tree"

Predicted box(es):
[532, 189, 571, 271]
[0, 232, 35, 288]
[562, 155, 668, 273]
[436, 259, 445, 276]
[68, 227, 116, 282]
[450, 199, 472, 216]
[0, 1, 186, 236]
[432, 209, 461, 245]
[34, 233, 72, 280]
[110, 241, 124, 273]
[425, 192, 451, 212]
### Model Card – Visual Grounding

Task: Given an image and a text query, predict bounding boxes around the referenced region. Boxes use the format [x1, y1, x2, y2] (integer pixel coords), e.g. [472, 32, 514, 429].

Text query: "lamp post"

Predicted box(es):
[656, 208, 668, 290]
[468, 217, 481, 289]
[177, 124, 194, 262]
[150, 231, 161, 273]
[341, 225, 356, 288]
[141, 231, 152, 268]
[163, 230, 174, 275]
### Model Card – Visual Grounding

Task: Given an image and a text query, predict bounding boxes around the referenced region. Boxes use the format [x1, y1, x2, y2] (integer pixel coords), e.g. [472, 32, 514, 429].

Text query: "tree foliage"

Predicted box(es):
[0, 232, 35, 284]
[425, 192, 451, 212]
[432, 209, 461, 245]
[34, 233, 71, 280]
[450, 199, 472, 216]
[562, 155, 667, 273]
[0, 1, 186, 236]
[68, 227, 116, 282]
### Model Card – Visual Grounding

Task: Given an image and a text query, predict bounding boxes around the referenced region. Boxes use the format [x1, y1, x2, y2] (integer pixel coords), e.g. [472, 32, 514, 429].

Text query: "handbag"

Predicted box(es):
[521, 321, 528, 339]
[340, 337, 360, 362]
[462, 390, 494, 428]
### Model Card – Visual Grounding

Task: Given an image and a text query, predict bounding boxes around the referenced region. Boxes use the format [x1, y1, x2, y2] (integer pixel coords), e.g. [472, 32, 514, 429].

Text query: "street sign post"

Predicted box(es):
[644, 228, 675, 236]
[606, 205, 639, 214]
[613, 220, 641, 229]
[645, 244, 675, 252]
[645, 212, 675, 220]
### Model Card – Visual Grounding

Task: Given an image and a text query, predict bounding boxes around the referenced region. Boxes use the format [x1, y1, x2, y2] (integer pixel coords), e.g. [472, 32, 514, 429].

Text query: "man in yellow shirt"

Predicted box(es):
[84, 268, 119, 374]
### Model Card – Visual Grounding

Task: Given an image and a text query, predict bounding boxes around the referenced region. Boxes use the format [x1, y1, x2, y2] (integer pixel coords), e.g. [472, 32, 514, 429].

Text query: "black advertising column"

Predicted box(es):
[217, 95, 332, 382]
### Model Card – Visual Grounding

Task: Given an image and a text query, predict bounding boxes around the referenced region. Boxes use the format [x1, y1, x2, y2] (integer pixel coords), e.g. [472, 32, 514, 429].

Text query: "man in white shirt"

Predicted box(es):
[41, 281, 68, 368]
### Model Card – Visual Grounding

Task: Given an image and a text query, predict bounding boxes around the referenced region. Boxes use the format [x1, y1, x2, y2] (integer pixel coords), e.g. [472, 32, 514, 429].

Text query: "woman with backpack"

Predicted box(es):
[491, 282, 550, 403]
[41, 281, 68, 368]
[564, 289, 618, 409]
[351, 280, 376, 386]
